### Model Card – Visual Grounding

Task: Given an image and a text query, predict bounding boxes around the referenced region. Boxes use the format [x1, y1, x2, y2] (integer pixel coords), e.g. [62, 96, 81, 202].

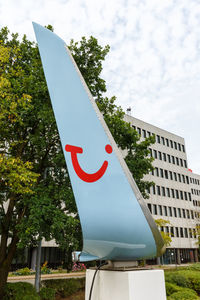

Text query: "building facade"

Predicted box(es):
[124, 114, 199, 264]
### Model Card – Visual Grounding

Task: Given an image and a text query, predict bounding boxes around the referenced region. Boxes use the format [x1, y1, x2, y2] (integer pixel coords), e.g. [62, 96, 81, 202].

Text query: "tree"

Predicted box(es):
[0, 27, 155, 297]
[155, 218, 172, 247]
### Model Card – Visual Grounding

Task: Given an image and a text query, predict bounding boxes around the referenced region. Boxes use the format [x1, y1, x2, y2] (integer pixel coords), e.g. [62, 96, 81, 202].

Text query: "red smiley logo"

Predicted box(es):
[65, 144, 113, 183]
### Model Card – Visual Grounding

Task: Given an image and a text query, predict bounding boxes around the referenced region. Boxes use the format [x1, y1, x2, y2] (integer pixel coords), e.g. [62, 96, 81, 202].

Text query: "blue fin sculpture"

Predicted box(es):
[33, 23, 165, 262]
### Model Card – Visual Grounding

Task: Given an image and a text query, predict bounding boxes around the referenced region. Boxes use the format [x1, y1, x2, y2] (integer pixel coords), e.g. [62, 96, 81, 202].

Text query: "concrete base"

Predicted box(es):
[85, 269, 166, 300]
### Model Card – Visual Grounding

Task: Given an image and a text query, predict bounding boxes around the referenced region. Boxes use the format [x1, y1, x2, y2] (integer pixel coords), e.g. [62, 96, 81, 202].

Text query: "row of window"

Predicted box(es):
[159, 226, 197, 239]
[190, 177, 200, 185]
[149, 148, 187, 168]
[132, 125, 185, 152]
[191, 189, 200, 196]
[193, 200, 200, 207]
[150, 168, 190, 184]
[147, 203, 195, 219]
[151, 185, 192, 201]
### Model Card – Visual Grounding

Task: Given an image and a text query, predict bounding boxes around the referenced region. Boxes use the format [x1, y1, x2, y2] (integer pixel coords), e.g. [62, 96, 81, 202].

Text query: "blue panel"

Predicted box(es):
[33, 23, 165, 261]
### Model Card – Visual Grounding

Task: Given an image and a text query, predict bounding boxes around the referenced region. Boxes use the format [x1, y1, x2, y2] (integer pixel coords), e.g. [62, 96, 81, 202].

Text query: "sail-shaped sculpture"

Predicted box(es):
[33, 23, 165, 262]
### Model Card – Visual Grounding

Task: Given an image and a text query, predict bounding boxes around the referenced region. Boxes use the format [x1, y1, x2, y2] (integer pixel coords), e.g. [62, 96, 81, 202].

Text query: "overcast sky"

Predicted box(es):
[0, 0, 200, 174]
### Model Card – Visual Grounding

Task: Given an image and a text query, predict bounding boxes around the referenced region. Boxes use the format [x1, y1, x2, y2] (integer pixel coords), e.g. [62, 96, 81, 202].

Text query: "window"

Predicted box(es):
[164, 170, 168, 179]
[158, 151, 162, 160]
[156, 135, 160, 143]
[184, 192, 188, 201]
[171, 227, 174, 236]
[180, 227, 184, 238]
[173, 207, 177, 217]
[160, 168, 164, 178]
[161, 137, 165, 145]
[174, 141, 177, 149]
[149, 148, 153, 157]
[142, 129, 146, 138]
[182, 209, 186, 218]
[147, 131, 151, 137]
[180, 158, 183, 167]
[152, 185, 156, 194]
[184, 228, 188, 238]
[182, 145, 185, 152]
[169, 171, 173, 180]
[163, 206, 168, 216]
[189, 229, 193, 238]
[163, 153, 166, 161]
[166, 138, 169, 147]
[170, 140, 173, 148]
[162, 186, 165, 196]
[191, 211, 194, 219]
[178, 173, 181, 182]
[147, 203, 152, 213]
[182, 175, 185, 183]
[175, 190, 179, 199]
[184, 160, 187, 168]
[178, 208, 181, 218]
[187, 210, 190, 219]
[174, 172, 177, 181]
[176, 227, 179, 237]
[178, 143, 181, 151]
[166, 188, 170, 197]
[132, 125, 136, 129]
[176, 157, 179, 165]
[157, 186, 161, 195]
[155, 167, 159, 177]
[171, 189, 175, 198]
[158, 205, 162, 215]
[180, 191, 184, 200]
[167, 154, 171, 163]
[137, 127, 141, 135]
[188, 193, 191, 201]
[169, 207, 172, 217]
[153, 204, 157, 215]
[153, 150, 157, 159]
[186, 176, 189, 184]
[172, 156, 175, 164]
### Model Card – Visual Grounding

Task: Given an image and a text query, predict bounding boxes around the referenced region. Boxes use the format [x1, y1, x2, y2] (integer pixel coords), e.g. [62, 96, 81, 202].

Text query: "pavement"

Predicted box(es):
[7, 272, 86, 285]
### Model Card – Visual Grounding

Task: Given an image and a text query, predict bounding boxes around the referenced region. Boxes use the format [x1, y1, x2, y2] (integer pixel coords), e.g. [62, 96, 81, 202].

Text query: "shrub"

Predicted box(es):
[3, 282, 39, 300]
[42, 278, 85, 298]
[165, 272, 190, 288]
[40, 287, 55, 300]
[13, 267, 32, 276]
[165, 282, 182, 296]
[168, 289, 199, 300]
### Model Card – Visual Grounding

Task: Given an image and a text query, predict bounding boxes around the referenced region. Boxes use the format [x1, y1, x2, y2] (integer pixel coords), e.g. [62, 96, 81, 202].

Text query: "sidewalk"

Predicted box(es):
[7, 272, 85, 285]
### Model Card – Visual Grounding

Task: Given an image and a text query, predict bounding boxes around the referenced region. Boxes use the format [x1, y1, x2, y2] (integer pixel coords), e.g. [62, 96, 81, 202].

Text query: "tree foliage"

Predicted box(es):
[155, 218, 172, 247]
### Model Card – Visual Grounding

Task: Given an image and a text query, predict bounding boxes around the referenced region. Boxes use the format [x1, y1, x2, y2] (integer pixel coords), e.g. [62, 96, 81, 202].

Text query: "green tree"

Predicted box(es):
[0, 27, 155, 297]
[155, 218, 172, 247]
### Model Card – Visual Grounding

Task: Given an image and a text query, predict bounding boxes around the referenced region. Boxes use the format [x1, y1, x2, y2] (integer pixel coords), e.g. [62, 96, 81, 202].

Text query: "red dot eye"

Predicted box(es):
[105, 144, 112, 154]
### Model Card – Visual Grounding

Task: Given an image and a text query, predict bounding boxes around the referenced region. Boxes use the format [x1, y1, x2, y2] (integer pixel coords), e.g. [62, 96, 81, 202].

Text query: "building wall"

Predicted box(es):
[124, 115, 199, 261]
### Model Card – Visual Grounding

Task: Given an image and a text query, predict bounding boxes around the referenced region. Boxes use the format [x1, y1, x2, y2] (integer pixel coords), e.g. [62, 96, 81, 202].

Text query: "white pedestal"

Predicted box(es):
[85, 269, 166, 300]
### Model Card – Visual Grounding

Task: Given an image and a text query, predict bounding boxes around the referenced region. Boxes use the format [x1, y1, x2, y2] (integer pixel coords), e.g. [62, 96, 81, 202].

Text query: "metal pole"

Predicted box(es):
[35, 239, 42, 293]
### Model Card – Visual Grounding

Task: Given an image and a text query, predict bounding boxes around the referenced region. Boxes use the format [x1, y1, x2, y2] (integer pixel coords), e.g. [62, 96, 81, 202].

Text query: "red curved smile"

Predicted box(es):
[65, 144, 112, 183]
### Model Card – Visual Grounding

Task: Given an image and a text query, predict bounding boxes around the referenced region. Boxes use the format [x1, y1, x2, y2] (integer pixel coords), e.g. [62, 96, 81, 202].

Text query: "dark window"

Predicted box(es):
[182, 209, 186, 218]
[176, 227, 179, 237]
[178, 208, 181, 218]
[178, 173, 181, 182]
[184, 160, 187, 168]
[182, 145, 185, 152]
[149, 148, 153, 157]
[137, 127, 141, 135]
[132, 125, 136, 129]
[182, 175, 185, 183]
[166, 138, 169, 147]
[184, 228, 188, 238]
[188, 193, 191, 201]
[155, 167, 159, 176]
[160, 169, 164, 178]
[186, 176, 189, 184]
[152, 185, 156, 194]
[158, 205, 162, 215]
[158, 151, 162, 160]
[157, 186, 161, 195]
[180, 191, 184, 200]
[153, 150, 157, 159]
[180, 158, 183, 167]
[170, 140, 173, 148]
[171, 189, 175, 198]
[166, 188, 170, 197]
[187, 210, 190, 219]
[161, 137, 165, 145]
[142, 129, 146, 138]
[184, 192, 188, 201]
[169, 207, 172, 217]
[180, 227, 184, 237]
[162, 186, 165, 196]
[176, 157, 179, 165]
[164, 206, 167, 216]
[175, 190, 179, 199]
[153, 204, 157, 215]
[169, 171, 173, 180]
[189, 229, 193, 238]
[167, 154, 171, 163]
[173, 207, 177, 217]
[172, 156, 175, 164]
[174, 172, 177, 181]
[171, 227, 174, 236]
[191, 211, 194, 219]
[193, 229, 196, 238]
[165, 170, 168, 179]
[147, 203, 152, 213]
[178, 143, 181, 151]
[157, 135, 160, 143]
[147, 131, 151, 137]
[163, 153, 166, 161]
[174, 141, 177, 149]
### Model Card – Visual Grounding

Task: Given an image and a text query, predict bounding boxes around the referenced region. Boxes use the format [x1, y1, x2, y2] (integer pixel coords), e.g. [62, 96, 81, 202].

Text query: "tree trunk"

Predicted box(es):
[0, 261, 10, 299]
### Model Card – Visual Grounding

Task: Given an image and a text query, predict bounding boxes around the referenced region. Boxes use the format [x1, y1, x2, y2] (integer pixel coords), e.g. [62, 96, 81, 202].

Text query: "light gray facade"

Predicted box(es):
[124, 114, 199, 264]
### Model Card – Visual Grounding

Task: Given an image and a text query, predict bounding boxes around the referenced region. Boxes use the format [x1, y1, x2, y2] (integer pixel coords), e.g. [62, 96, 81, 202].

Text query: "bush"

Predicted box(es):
[42, 278, 85, 298]
[168, 289, 199, 300]
[40, 287, 55, 300]
[165, 282, 182, 296]
[3, 282, 39, 300]
[13, 267, 33, 276]
[165, 272, 190, 288]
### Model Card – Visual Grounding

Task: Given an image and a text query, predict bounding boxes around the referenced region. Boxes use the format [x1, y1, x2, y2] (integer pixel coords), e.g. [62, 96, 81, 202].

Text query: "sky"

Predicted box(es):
[0, 0, 200, 173]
